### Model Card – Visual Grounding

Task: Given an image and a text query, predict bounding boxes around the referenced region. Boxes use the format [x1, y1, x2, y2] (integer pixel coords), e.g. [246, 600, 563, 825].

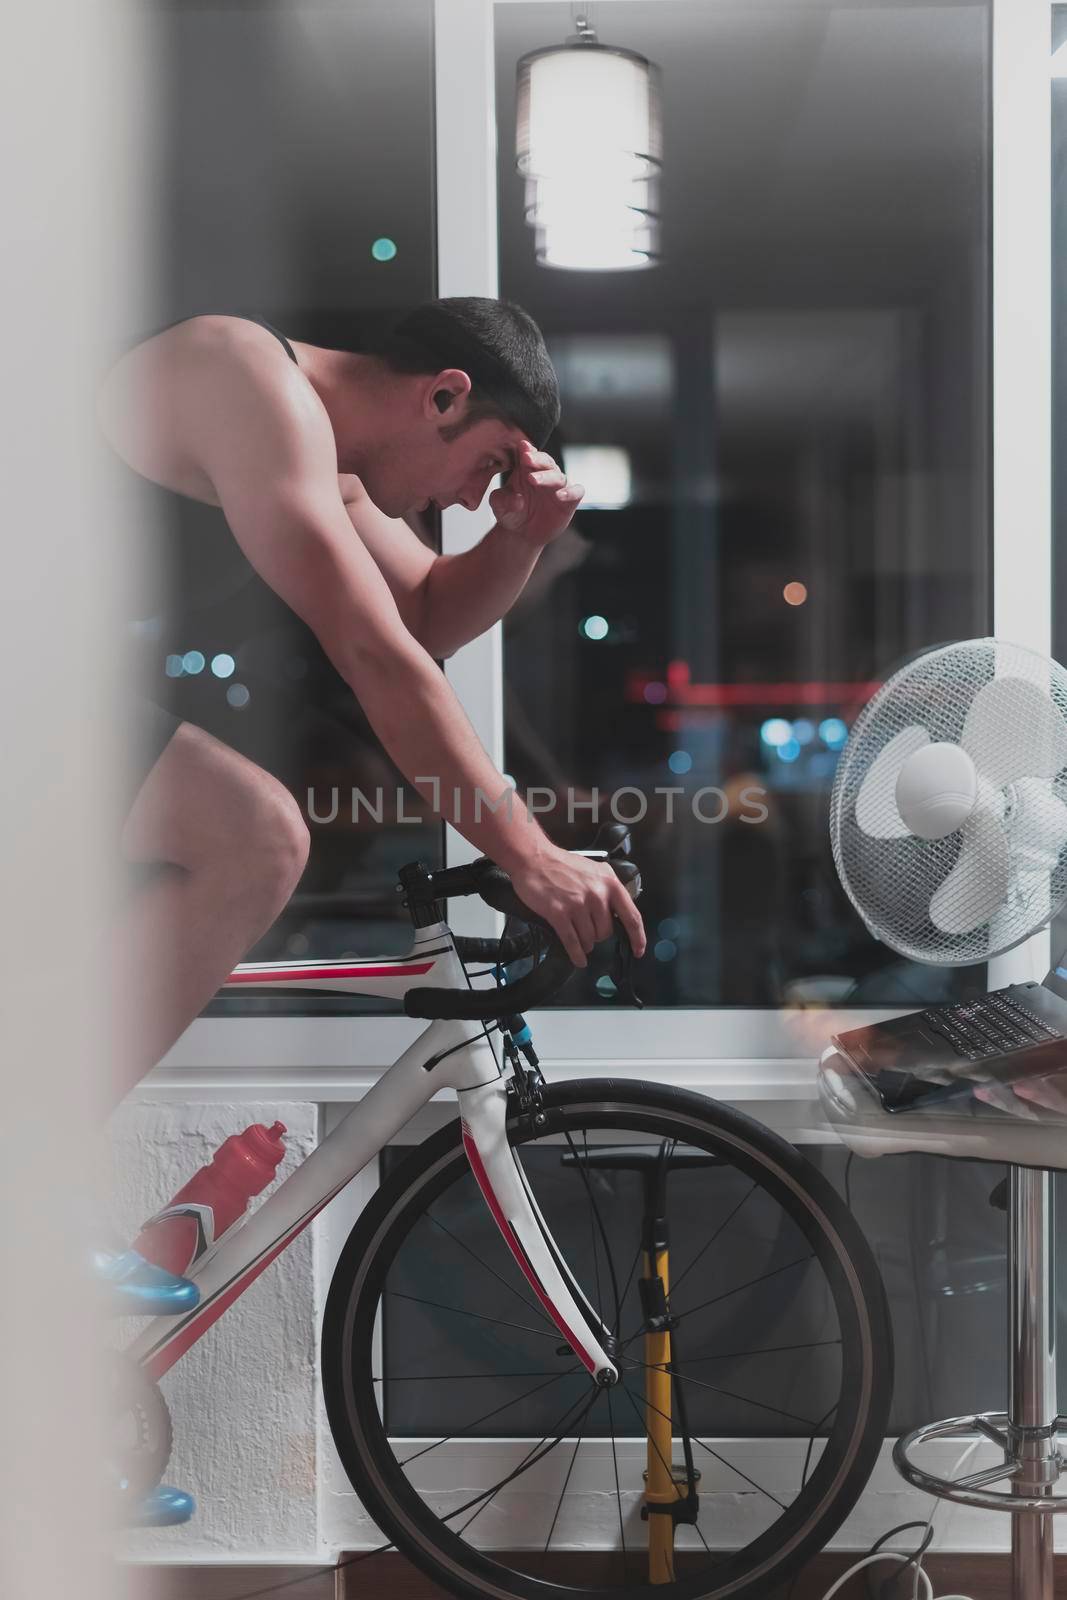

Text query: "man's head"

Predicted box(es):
[344, 297, 561, 518]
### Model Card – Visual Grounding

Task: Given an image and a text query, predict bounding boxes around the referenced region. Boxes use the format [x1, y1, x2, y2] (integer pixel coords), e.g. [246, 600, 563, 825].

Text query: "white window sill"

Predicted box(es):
[133, 1010, 871, 1143]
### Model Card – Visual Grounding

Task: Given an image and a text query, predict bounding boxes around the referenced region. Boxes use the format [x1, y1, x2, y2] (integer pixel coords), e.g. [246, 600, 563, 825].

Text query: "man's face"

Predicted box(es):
[411, 415, 527, 519]
[351, 373, 530, 519]
[383, 409, 524, 521]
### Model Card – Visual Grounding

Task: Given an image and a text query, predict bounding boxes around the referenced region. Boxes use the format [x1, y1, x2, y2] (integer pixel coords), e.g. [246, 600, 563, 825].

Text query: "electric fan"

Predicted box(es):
[829, 638, 1067, 965]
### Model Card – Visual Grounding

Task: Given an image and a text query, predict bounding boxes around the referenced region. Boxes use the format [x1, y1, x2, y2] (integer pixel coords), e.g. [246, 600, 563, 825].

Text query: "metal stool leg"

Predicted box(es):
[895, 1165, 1066, 1595]
[1008, 1166, 1058, 1600]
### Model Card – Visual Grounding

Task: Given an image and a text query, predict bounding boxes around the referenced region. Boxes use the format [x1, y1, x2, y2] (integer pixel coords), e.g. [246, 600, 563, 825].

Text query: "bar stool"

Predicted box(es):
[895, 1166, 1063, 1599]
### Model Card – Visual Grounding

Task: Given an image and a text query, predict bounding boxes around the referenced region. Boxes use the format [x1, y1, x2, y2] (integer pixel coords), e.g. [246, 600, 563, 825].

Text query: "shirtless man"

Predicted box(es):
[100, 297, 646, 1104]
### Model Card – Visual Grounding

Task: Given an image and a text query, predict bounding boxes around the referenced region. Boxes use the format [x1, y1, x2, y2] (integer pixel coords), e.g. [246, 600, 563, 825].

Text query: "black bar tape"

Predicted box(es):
[403, 944, 574, 1021]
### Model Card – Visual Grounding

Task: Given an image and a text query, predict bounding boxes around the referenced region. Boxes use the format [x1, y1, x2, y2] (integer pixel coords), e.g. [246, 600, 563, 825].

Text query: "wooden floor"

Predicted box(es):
[126, 1550, 1067, 1598]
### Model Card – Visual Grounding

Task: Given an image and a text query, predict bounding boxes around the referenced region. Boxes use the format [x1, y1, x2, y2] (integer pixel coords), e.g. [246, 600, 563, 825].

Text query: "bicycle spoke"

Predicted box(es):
[669, 1251, 816, 1325]
[541, 1400, 591, 1563]
[668, 1179, 759, 1301]
[425, 1208, 541, 1319]
[454, 1432, 553, 1541]
[677, 1337, 842, 1364]
[622, 1384, 790, 1513]
[442, 1388, 601, 1534]
[620, 1352, 828, 1431]
[619, 1382, 718, 1568]
[611, 1334, 841, 1383]
[686, 1506, 716, 1561]
[799, 1433, 816, 1494]
[374, 1371, 570, 1382]
[620, 1382, 678, 1583]
[791, 1400, 838, 1501]
[605, 1385, 631, 1583]
[614, 1234, 645, 1332]
[564, 1126, 622, 1331]
[583, 1129, 605, 1329]
[385, 1288, 561, 1344]
[229, 1538, 398, 1600]
[396, 1365, 582, 1470]
[688, 1434, 788, 1514]
[619, 1382, 685, 1504]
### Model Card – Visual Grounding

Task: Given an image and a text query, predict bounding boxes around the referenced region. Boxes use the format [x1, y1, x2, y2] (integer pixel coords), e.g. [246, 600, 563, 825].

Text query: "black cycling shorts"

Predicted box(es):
[128, 696, 183, 807]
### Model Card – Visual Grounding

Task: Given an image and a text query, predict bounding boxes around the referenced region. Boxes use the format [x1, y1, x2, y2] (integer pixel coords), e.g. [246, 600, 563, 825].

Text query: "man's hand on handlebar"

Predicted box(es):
[399, 829, 642, 1020]
[507, 844, 646, 970]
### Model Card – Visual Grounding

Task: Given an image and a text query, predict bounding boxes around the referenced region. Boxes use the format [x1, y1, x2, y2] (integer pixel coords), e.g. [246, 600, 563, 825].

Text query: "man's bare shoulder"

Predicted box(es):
[115, 314, 288, 373]
[99, 315, 327, 500]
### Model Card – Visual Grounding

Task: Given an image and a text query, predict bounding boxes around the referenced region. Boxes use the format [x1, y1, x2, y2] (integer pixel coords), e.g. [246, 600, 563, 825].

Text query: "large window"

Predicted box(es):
[129, 0, 440, 1015]
[496, 0, 993, 1008]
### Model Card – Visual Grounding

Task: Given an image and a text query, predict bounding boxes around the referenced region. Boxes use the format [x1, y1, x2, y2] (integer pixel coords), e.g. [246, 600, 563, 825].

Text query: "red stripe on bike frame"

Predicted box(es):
[143, 1187, 343, 1381]
[226, 961, 435, 985]
[461, 1124, 597, 1376]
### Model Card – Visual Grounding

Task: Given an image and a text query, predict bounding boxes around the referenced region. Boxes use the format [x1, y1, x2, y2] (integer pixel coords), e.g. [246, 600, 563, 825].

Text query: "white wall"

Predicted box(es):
[111, 1102, 321, 1561]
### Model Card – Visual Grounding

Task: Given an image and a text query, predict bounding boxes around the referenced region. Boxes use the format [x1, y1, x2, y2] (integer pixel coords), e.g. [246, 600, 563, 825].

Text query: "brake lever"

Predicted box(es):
[610, 929, 644, 1009]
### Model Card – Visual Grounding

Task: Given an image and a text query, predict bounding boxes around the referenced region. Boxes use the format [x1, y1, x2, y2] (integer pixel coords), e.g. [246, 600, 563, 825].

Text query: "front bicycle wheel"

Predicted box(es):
[322, 1078, 891, 1599]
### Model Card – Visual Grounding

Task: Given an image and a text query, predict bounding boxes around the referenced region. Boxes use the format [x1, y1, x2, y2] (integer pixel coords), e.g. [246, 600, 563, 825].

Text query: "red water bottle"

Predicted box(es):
[133, 1121, 288, 1276]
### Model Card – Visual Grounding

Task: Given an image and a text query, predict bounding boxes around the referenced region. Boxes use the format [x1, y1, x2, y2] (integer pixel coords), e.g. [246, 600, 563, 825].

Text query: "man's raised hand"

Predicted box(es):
[489, 438, 584, 547]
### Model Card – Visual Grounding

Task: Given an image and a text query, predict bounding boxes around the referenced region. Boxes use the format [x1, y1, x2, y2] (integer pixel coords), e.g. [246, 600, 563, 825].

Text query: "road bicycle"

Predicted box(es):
[120, 826, 892, 1599]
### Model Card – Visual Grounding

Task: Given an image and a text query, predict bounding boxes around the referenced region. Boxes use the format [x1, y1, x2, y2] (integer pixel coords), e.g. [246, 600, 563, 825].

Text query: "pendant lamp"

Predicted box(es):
[516, 14, 662, 271]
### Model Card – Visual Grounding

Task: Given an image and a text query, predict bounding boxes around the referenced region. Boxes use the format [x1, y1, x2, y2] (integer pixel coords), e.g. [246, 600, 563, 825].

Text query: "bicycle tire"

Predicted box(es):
[322, 1078, 892, 1600]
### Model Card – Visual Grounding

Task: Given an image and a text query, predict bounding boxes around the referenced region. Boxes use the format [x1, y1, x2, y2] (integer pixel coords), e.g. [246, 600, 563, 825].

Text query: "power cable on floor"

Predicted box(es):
[817, 1439, 980, 1600]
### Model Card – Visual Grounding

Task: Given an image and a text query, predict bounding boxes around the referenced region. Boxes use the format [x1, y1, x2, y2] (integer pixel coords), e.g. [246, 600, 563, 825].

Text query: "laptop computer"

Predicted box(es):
[830, 952, 1067, 1116]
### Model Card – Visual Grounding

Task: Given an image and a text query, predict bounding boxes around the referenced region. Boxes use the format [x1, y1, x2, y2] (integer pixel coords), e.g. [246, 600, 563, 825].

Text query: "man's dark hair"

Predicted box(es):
[377, 296, 561, 448]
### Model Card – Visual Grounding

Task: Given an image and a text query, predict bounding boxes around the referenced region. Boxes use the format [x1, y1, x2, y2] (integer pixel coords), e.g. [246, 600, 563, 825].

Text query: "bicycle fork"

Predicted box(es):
[455, 1073, 619, 1386]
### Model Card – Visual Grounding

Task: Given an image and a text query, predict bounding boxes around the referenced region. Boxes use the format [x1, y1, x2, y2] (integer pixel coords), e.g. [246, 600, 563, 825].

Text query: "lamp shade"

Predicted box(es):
[534, 225, 658, 271]
[516, 41, 662, 184]
[523, 174, 659, 229]
[526, 173, 659, 270]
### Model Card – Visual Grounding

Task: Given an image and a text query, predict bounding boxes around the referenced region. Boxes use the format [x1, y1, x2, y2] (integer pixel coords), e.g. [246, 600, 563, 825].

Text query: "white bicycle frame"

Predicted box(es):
[128, 920, 618, 1388]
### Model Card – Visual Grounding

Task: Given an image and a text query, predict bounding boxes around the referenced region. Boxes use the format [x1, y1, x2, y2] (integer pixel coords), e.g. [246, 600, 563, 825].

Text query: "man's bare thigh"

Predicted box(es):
[122, 721, 288, 870]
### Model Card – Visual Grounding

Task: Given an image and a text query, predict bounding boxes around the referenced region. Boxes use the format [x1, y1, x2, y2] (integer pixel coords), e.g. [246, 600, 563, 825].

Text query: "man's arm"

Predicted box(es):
[420, 524, 543, 658]
[344, 438, 583, 658]
[338, 482, 436, 644]
[179, 347, 643, 966]
[344, 488, 540, 658]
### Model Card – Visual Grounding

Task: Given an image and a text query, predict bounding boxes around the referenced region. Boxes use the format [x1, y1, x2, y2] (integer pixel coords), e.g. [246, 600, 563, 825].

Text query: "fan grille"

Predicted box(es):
[829, 638, 1067, 965]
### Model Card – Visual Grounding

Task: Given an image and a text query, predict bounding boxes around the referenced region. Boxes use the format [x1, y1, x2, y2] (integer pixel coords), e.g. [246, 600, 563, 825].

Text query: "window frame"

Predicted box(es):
[143, 0, 1052, 1104]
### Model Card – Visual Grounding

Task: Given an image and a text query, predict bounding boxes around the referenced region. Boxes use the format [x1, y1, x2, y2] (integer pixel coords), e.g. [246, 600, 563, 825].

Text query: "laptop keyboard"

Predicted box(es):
[920, 991, 1065, 1062]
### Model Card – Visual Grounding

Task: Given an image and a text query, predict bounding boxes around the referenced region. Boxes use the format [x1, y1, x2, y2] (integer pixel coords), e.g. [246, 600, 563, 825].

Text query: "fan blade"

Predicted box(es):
[855, 724, 929, 838]
[1004, 779, 1067, 873]
[960, 676, 1067, 787]
[929, 808, 1011, 935]
[1011, 866, 1055, 927]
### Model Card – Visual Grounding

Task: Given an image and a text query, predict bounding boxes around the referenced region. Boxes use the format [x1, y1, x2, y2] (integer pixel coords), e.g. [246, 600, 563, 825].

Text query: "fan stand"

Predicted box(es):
[894, 1166, 1063, 1597]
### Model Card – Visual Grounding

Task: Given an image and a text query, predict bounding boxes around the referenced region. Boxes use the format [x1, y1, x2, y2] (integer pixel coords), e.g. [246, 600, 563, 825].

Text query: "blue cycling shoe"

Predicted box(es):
[126, 1485, 196, 1528]
[94, 1248, 201, 1315]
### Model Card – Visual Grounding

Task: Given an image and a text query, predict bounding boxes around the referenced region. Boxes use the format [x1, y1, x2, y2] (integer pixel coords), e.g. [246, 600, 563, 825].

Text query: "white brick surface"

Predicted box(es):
[109, 1102, 320, 1559]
